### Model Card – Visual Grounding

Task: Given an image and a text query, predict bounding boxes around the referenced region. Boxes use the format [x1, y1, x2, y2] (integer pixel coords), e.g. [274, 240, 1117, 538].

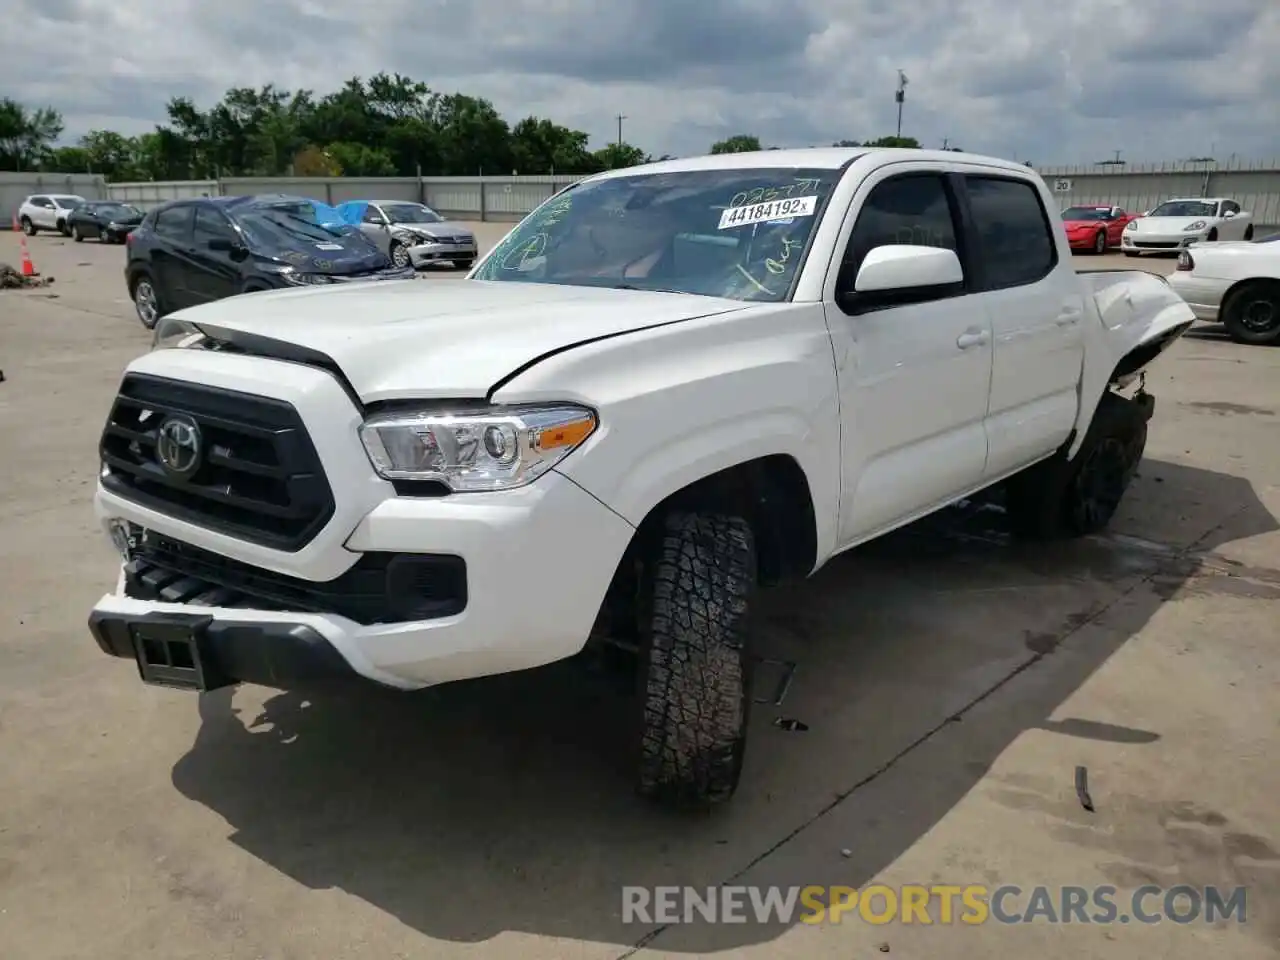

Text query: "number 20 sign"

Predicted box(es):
[1052, 179, 1073, 192]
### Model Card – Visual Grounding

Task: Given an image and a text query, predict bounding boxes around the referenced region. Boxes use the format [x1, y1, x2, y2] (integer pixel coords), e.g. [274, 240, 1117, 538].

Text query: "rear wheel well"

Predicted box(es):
[593, 455, 818, 645]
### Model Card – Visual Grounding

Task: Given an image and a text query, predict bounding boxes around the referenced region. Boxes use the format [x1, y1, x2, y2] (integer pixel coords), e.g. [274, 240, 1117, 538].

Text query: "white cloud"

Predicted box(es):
[3, 0, 1278, 163]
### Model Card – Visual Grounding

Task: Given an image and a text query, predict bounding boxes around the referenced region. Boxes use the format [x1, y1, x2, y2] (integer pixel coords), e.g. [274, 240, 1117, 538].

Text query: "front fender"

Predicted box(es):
[491, 302, 842, 566]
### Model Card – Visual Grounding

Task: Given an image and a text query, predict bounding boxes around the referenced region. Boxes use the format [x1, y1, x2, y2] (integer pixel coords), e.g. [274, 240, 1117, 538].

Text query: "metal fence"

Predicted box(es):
[8, 159, 1280, 233]
[103, 174, 584, 222]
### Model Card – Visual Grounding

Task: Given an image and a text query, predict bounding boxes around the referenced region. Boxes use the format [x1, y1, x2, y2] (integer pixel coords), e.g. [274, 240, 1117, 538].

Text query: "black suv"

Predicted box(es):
[125, 194, 415, 329]
[68, 201, 145, 243]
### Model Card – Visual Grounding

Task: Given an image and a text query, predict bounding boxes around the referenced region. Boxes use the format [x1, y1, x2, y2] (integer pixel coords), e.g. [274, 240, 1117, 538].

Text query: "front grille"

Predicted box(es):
[99, 374, 335, 552]
[122, 531, 467, 625]
[1134, 241, 1179, 249]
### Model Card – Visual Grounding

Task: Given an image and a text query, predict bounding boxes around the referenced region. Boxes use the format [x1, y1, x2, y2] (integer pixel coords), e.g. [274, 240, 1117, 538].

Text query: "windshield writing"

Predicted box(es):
[1150, 201, 1217, 217]
[471, 167, 839, 301]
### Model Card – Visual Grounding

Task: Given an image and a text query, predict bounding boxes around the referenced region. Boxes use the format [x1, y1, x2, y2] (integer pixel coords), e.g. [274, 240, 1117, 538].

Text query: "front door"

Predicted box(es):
[188, 206, 245, 303]
[359, 204, 391, 252]
[824, 167, 994, 546]
[955, 172, 1085, 481]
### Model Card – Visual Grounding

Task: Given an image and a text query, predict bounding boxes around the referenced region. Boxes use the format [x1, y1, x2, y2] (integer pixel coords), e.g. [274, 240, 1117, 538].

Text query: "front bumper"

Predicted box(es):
[1067, 229, 1109, 250]
[407, 239, 477, 267]
[89, 349, 636, 692]
[1121, 231, 1205, 253]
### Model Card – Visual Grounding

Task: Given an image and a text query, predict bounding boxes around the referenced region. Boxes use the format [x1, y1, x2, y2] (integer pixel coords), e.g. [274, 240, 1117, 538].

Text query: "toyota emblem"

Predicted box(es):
[155, 415, 202, 477]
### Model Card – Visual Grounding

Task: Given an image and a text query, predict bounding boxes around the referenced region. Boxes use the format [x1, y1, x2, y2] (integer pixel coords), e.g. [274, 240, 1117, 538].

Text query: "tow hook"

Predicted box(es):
[1133, 373, 1154, 422]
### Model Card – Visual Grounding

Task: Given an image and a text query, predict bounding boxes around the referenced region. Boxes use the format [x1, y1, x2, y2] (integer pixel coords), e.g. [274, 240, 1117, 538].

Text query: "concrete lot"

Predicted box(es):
[1, 228, 1277, 960]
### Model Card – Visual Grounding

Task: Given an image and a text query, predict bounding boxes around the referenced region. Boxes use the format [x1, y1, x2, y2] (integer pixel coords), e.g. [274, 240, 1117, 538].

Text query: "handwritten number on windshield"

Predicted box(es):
[730, 178, 822, 209]
[765, 237, 803, 275]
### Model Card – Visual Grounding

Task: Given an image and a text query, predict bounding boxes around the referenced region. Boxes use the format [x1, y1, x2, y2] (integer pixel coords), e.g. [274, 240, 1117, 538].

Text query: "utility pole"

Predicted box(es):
[895, 70, 908, 138]
[941, 137, 949, 150]
[616, 114, 626, 146]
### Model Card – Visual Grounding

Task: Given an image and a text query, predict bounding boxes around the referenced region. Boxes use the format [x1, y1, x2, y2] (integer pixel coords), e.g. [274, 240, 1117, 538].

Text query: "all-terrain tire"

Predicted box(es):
[1005, 391, 1149, 540]
[636, 512, 757, 809]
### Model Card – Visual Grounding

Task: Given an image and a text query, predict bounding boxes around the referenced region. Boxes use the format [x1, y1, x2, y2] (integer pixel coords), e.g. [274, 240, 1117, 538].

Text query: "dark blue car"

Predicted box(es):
[124, 194, 416, 329]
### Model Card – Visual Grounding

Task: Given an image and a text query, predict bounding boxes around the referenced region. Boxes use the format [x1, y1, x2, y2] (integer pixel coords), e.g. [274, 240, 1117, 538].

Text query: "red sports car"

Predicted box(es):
[1061, 205, 1137, 254]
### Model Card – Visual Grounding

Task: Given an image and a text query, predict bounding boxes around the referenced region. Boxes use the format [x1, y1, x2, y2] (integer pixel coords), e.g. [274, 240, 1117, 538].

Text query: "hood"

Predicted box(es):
[177, 280, 752, 403]
[390, 219, 475, 239]
[1063, 219, 1106, 230]
[1131, 216, 1215, 233]
[260, 230, 390, 276]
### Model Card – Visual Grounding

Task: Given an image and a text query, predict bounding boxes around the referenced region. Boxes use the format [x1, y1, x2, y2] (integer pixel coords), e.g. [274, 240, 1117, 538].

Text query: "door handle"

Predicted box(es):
[956, 329, 989, 349]
[1056, 312, 1081, 326]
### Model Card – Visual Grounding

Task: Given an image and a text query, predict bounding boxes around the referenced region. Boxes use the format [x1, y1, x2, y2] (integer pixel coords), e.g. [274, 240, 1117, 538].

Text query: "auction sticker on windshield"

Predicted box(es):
[315, 242, 344, 250]
[719, 196, 817, 230]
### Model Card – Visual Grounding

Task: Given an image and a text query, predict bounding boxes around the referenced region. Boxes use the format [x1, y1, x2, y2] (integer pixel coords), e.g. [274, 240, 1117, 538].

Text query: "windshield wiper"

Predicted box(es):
[610, 283, 689, 295]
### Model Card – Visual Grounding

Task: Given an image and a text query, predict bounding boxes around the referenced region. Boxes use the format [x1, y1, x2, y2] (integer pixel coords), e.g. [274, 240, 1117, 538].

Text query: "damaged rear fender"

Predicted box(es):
[1067, 270, 1195, 459]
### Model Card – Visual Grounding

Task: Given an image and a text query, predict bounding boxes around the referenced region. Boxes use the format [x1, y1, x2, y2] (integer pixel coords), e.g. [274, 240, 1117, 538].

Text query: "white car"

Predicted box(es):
[17, 193, 88, 236]
[1167, 235, 1280, 344]
[85, 148, 1193, 807]
[1122, 197, 1254, 256]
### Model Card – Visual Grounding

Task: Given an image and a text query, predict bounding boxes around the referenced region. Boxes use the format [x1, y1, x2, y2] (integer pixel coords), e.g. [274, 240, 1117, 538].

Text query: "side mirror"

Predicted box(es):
[853, 245, 964, 293]
[1223, 210, 1237, 219]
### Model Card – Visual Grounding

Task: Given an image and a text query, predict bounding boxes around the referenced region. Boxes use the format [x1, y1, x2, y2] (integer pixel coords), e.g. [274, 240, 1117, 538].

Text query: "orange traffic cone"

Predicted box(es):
[19, 233, 37, 277]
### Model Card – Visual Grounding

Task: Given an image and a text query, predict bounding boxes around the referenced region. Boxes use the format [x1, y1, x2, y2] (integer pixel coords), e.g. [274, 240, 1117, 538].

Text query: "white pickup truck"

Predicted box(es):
[88, 148, 1194, 807]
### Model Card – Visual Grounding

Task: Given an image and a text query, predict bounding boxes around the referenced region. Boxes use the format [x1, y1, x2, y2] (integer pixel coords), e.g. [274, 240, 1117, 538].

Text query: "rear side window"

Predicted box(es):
[153, 205, 193, 240]
[964, 176, 1056, 290]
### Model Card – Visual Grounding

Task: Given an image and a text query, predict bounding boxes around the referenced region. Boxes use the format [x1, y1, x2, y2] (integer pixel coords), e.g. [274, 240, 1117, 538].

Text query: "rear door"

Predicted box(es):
[148, 204, 198, 309]
[30, 197, 55, 229]
[957, 171, 1085, 481]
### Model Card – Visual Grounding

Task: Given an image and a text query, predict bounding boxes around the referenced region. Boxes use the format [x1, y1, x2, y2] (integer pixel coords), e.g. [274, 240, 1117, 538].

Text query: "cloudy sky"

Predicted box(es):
[5, 0, 1280, 165]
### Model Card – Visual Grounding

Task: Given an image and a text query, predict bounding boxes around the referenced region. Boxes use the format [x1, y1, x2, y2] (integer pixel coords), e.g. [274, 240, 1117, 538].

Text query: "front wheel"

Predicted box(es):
[1222, 280, 1280, 345]
[57, 219, 70, 237]
[1005, 391, 1150, 540]
[131, 275, 163, 330]
[636, 512, 757, 809]
[389, 241, 410, 270]
[1093, 230, 1107, 254]
[72, 224, 85, 242]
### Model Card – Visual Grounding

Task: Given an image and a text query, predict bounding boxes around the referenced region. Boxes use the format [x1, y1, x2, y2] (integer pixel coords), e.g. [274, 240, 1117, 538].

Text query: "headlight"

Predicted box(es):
[259, 262, 332, 285]
[1183, 220, 1207, 231]
[359, 404, 598, 492]
[151, 315, 204, 351]
[107, 221, 120, 230]
[1125, 220, 1137, 231]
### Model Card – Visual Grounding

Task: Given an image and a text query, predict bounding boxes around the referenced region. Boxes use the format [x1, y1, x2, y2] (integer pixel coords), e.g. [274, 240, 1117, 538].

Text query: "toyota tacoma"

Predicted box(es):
[87, 148, 1195, 808]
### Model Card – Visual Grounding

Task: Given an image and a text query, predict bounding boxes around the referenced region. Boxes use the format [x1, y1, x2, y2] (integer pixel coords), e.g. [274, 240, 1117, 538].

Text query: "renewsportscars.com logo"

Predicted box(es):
[621, 884, 1249, 926]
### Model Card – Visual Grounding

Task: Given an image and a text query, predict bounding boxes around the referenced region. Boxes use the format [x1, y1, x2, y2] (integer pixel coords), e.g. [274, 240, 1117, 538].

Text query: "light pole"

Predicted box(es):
[895, 70, 907, 138]
[616, 114, 626, 146]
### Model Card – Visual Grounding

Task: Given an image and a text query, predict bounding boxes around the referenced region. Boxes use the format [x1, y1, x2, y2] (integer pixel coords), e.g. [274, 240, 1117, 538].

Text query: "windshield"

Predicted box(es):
[382, 203, 444, 224]
[1062, 206, 1112, 221]
[94, 203, 141, 218]
[233, 201, 358, 246]
[1149, 200, 1217, 218]
[54, 196, 85, 209]
[472, 166, 841, 301]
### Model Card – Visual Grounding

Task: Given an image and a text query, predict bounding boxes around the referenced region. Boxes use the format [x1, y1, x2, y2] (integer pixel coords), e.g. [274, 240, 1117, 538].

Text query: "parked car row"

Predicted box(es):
[1060, 197, 1257, 256]
[123, 194, 425, 329]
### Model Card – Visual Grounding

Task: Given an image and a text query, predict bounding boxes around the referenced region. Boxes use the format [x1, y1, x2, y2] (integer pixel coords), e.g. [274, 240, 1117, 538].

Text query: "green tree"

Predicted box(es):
[0, 98, 64, 169]
[710, 134, 762, 154]
[594, 142, 647, 170]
